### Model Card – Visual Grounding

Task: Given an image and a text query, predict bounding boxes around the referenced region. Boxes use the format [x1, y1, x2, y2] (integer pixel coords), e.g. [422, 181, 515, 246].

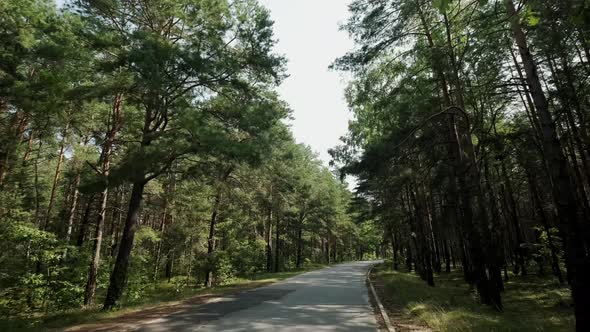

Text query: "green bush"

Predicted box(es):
[230, 237, 266, 276]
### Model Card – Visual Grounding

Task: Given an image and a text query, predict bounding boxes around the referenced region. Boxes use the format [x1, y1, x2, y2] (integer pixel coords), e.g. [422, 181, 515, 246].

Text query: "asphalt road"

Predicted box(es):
[138, 261, 380, 332]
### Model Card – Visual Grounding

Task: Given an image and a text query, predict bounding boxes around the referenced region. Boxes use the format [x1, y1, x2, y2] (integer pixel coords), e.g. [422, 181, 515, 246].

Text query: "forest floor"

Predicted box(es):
[0, 265, 326, 332]
[371, 264, 574, 332]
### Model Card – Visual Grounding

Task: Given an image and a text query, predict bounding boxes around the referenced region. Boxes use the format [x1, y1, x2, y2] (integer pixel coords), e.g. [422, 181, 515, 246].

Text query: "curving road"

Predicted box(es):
[138, 261, 380, 332]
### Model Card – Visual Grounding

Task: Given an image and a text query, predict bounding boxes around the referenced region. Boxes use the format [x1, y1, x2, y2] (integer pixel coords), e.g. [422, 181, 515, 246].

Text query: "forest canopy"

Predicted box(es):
[0, 0, 378, 317]
[331, 0, 589, 330]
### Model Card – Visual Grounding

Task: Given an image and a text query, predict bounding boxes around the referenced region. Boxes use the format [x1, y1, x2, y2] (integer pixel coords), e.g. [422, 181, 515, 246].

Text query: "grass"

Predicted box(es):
[0, 264, 326, 332]
[372, 264, 574, 332]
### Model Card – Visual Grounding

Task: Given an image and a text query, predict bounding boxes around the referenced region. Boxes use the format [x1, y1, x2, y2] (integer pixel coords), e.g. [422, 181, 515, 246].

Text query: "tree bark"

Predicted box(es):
[295, 212, 304, 269]
[45, 123, 69, 229]
[204, 167, 232, 287]
[505, 1, 590, 329]
[65, 172, 81, 245]
[77, 196, 95, 247]
[265, 190, 273, 272]
[205, 190, 223, 287]
[85, 93, 122, 305]
[103, 180, 146, 310]
[274, 215, 281, 272]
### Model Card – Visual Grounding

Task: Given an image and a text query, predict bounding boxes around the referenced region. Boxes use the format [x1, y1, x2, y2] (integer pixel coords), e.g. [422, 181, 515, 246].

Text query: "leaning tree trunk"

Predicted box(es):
[103, 180, 146, 310]
[44, 122, 69, 230]
[85, 93, 122, 305]
[505, 1, 590, 329]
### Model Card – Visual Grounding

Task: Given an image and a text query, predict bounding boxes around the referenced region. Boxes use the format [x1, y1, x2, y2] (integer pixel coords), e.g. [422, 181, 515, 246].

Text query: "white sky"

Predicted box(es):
[258, 0, 354, 166]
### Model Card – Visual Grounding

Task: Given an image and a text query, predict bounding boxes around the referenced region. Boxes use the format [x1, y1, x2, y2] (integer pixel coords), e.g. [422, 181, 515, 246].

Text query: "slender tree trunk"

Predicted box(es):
[22, 130, 34, 164]
[77, 196, 95, 247]
[205, 190, 223, 287]
[84, 93, 122, 305]
[274, 215, 281, 272]
[153, 209, 167, 282]
[295, 213, 304, 269]
[110, 189, 123, 258]
[265, 196, 273, 272]
[526, 169, 564, 284]
[325, 235, 331, 265]
[0, 112, 27, 187]
[390, 225, 399, 270]
[500, 160, 527, 276]
[419, 4, 501, 305]
[443, 239, 451, 273]
[186, 235, 194, 286]
[103, 180, 146, 310]
[406, 244, 413, 272]
[45, 123, 69, 229]
[33, 140, 43, 224]
[204, 168, 231, 287]
[506, 1, 590, 328]
[165, 252, 174, 282]
[65, 172, 81, 244]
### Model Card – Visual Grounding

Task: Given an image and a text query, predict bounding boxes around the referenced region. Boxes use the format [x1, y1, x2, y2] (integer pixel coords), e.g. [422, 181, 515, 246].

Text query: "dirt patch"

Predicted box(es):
[370, 270, 432, 332]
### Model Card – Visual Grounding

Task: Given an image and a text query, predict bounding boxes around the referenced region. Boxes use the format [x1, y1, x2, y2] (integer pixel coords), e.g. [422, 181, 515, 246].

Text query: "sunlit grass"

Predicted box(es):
[374, 265, 574, 331]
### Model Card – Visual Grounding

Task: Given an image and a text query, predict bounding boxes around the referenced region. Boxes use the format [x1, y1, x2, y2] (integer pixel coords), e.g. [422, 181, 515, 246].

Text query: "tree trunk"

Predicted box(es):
[77, 196, 95, 247]
[204, 168, 232, 287]
[390, 225, 399, 270]
[33, 140, 43, 224]
[153, 209, 167, 282]
[419, 3, 501, 305]
[45, 123, 69, 229]
[205, 190, 223, 288]
[84, 94, 122, 305]
[505, 1, 590, 329]
[274, 215, 281, 272]
[65, 172, 81, 244]
[103, 180, 146, 310]
[165, 252, 174, 282]
[295, 213, 304, 269]
[265, 203, 273, 272]
[526, 169, 564, 284]
[500, 160, 527, 276]
[0, 112, 27, 187]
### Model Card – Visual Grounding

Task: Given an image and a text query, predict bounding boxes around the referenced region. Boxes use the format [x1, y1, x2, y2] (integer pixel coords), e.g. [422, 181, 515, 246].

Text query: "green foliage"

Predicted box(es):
[333, 0, 584, 318]
[0, 220, 86, 314]
[230, 238, 267, 275]
[0, 0, 377, 323]
[433, 0, 452, 13]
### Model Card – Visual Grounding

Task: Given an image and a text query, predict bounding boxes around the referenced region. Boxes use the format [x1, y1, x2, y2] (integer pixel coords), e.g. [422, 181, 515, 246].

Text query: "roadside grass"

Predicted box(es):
[0, 264, 326, 332]
[372, 264, 574, 332]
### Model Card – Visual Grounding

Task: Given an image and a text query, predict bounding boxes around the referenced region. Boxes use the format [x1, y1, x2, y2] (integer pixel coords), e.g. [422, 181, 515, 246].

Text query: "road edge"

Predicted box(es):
[367, 264, 395, 332]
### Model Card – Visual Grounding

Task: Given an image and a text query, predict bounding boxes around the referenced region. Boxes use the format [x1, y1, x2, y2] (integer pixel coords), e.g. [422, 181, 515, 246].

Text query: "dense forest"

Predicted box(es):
[2, 0, 590, 331]
[330, 0, 589, 330]
[0, 0, 381, 318]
